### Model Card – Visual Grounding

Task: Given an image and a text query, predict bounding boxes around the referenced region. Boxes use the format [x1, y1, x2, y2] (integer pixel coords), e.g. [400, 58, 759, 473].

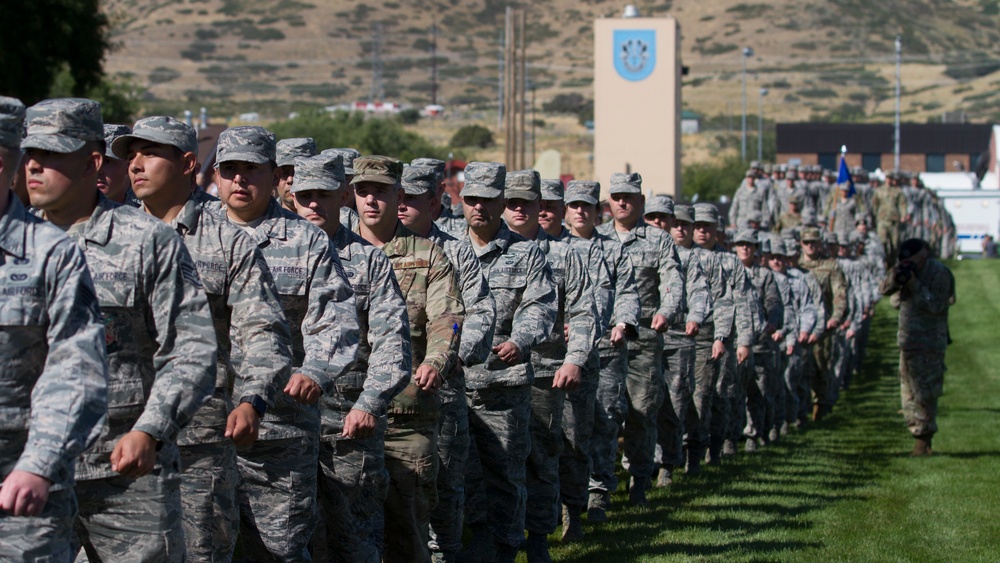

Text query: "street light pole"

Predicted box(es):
[894, 36, 902, 171]
[758, 88, 768, 162]
[741, 46, 754, 162]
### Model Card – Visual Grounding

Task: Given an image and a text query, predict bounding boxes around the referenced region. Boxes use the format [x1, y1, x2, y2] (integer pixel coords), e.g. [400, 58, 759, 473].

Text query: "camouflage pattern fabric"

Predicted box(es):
[744, 263, 783, 441]
[0, 194, 107, 560]
[341, 206, 359, 232]
[799, 253, 847, 408]
[178, 442, 239, 561]
[729, 181, 776, 230]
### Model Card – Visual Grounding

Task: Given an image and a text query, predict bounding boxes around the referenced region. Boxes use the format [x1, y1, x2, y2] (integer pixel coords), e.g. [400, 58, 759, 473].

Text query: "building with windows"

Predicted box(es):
[776, 122, 992, 173]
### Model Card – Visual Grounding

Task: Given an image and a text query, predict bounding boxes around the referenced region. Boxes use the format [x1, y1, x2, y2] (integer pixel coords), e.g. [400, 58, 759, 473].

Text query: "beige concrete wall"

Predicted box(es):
[594, 17, 681, 200]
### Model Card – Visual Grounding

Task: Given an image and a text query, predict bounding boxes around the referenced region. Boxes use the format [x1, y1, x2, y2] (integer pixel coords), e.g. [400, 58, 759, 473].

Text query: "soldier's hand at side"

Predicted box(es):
[808, 333, 819, 345]
[0, 470, 51, 517]
[771, 330, 783, 342]
[787, 345, 794, 356]
[685, 322, 700, 337]
[763, 323, 776, 336]
[226, 403, 260, 447]
[736, 345, 750, 364]
[564, 324, 570, 343]
[798, 331, 810, 344]
[285, 373, 321, 404]
[826, 319, 839, 331]
[651, 314, 668, 333]
[553, 363, 582, 391]
[342, 408, 376, 439]
[414, 364, 443, 392]
[492, 342, 521, 364]
[711, 340, 726, 360]
[110, 431, 158, 478]
[846, 329, 856, 339]
[610, 324, 627, 347]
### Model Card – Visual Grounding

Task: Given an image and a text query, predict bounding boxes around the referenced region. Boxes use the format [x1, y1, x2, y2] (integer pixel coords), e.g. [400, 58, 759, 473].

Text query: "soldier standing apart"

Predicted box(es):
[115, 116, 295, 561]
[353, 156, 465, 563]
[880, 240, 953, 456]
[456, 162, 557, 563]
[597, 173, 684, 506]
[291, 153, 411, 562]
[502, 170, 597, 561]
[537, 178, 615, 542]
[23, 98, 217, 561]
[398, 163, 497, 563]
[275, 137, 317, 213]
[560, 180, 639, 522]
[0, 97, 108, 562]
[215, 127, 360, 562]
[798, 227, 847, 421]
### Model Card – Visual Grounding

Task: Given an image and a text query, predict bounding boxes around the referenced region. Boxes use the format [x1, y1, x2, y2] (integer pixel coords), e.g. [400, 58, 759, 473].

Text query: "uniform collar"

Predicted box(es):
[172, 196, 203, 236]
[79, 193, 117, 247]
[0, 192, 28, 258]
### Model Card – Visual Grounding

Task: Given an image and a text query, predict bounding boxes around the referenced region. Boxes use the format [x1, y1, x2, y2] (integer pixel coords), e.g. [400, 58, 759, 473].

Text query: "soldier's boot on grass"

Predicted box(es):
[655, 466, 672, 488]
[768, 427, 780, 443]
[561, 504, 585, 543]
[780, 420, 790, 436]
[456, 524, 495, 563]
[685, 449, 702, 475]
[745, 437, 758, 453]
[524, 533, 551, 563]
[628, 476, 650, 507]
[587, 491, 610, 523]
[811, 403, 824, 422]
[911, 434, 933, 457]
[493, 541, 519, 563]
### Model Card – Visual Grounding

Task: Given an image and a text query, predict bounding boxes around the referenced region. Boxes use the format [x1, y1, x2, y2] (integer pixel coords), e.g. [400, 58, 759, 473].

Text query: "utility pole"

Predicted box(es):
[430, 17, 438, 106]
[741, 46, 753, 162]
[894, 36, 902, 171]
[519, 10, 527, 169]
[498, 29, 504, 130]
[758, 88, 767, 162]
[369, 22, 384, 103]
[504, 7, 514, 168]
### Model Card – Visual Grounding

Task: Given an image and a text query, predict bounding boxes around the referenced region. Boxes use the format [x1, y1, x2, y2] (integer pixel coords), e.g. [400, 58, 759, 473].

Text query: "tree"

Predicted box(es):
[0, 0, 110, 105]
[48, 68, 142, 124]
[450, 125, 494, 149]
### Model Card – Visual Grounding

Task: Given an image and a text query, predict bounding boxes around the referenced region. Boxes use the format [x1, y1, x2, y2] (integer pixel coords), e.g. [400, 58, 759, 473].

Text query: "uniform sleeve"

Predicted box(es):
[448, 242, 495, 367]
[611, 243, 640, 329]
[297, 236, 360, 392]
[710, 253, 735, 341]
[654, 238, 685, 323]
[420, 244, 465, 374]
[563, 246, 597, 368]
[731, 262, 757, 347]
[508, 246, 557, 354]
[683, 251, 712, 326]
[587, 242, 614, 337]
[829, 262, 849, 324]
[763, 271, 784, 331]
[909, 264, 953, 316]
[132, 228, 216, 444]
[15, 240, 108, 484]
[807, 274, 827, 337]
[355, 250, 412, 418]
[228, 242, 293, 405]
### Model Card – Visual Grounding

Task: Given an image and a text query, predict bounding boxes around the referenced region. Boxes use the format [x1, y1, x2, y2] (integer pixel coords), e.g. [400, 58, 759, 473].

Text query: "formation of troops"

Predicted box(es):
[0, 96, 955, 563]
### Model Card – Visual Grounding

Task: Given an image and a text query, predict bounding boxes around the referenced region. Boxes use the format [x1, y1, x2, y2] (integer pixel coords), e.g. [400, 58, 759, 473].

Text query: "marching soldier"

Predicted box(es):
[275, 137, 317, 213]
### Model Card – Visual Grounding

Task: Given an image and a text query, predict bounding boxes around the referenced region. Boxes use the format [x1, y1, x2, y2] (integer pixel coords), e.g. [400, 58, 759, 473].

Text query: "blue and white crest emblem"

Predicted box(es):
[614, 29, 656, 82]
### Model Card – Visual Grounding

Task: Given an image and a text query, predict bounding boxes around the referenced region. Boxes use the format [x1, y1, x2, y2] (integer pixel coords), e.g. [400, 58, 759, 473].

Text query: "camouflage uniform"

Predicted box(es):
[370, 158, 464, 563]
[276, 137, 318, 212]
[729, 174, 776, 230]
[216, 129, 360, 562]
[458, 162, 557, 559]
[780, 252, 819, 428]
[111, 115, 294, 562]
[425, 220, 496, 561]
[871, 180, 908, 267]
[798, 228, 848, 416]
[562, 181, 639, 516]
[0, 135, 108, 561]
[597, 173, 684, 495]
[503, 171, 597, 541]
[881, 253, 953, 440]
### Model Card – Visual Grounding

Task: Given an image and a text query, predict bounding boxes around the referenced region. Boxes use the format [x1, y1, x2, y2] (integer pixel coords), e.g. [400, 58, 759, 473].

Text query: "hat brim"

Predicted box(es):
[540, 191, 563, 201]
[504, 189, 538, 201]
[402, 184, 432, 196]
[351, 173, 398, 185]
[460, 184, 502, 199]
[608, 186, 641, 195]
[290, 179, 341, 194]
[22, 134, 85, 154]
[112, 131, 197, 159]
[216, 151, 271, 165]
[564, 194, 598, 205]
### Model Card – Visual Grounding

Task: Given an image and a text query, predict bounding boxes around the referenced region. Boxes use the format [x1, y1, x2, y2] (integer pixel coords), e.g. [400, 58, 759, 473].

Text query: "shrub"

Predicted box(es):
[450, 124, 494, 148]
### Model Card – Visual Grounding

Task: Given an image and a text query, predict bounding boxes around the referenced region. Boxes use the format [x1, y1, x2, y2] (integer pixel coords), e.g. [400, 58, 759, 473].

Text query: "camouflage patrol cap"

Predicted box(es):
[505, 169, 541, 201]
[823, 231, 840, 245]
[401, 165, 437, 195]
[460, 162, 505, 199]
[22, 98, 103, 153]
[769, 238, 786, 256]
[322, 148, 361, 175]
[411, 157, 446, 183]
[674, 204, 694, 223]
[746, 210, 763, 224]
[788, 190, 803, 205]
[564, 180, 599, 205]
[540, 179, 564, 201]
[102, 124, 131, 160]
[609, 172, 642, 194]
[0, 96, 25, 149]
[745, 168, 755, 177]
[112, 116, 198, 159]
[352, 155, 403, 185]
[763, 163, 773, 174]
[760, 236, 772, 254]
[733, 229, 759, 245]
[644, 194, 674, 216]
[693, 203, 719, 224]
[276, 138, 317, 167]
[289, 154, 345, 194]
[749, 160, 761, 169]
[782, 237, 800, 256]
[800, 226, 822, 242]
[216, 126, 276, 165]
[836, 232, 851, 246]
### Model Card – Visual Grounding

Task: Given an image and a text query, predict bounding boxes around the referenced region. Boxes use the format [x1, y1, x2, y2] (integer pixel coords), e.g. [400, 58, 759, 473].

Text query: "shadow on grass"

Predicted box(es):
[551, 311, 907, 562]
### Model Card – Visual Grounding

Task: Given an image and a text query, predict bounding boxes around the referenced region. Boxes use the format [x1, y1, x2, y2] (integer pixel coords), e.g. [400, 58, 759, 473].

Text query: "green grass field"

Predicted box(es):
[545, 259, 1000, 562]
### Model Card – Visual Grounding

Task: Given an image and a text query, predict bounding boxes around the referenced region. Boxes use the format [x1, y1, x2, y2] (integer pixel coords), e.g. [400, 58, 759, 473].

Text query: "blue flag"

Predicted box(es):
[837, 154, 856, 198]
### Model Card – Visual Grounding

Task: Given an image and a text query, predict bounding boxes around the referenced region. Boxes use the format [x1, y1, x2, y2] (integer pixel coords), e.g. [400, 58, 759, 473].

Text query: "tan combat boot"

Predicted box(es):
[911, 435, 933, 457]
[561, 504, 585, 543]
